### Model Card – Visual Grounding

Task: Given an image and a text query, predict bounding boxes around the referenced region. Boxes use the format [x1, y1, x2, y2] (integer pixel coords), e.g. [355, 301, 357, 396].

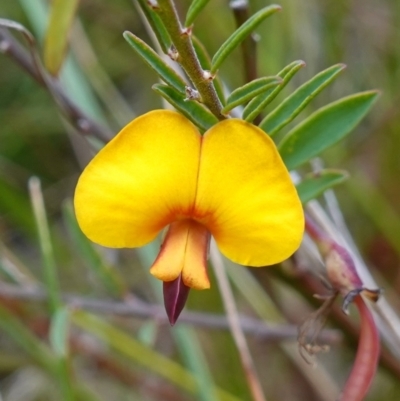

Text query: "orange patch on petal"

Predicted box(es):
[150, 220, 210, 290]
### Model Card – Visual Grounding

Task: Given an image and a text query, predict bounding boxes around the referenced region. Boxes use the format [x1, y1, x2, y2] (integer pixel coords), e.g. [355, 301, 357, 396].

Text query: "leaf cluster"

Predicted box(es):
[126, 1, 378, 203]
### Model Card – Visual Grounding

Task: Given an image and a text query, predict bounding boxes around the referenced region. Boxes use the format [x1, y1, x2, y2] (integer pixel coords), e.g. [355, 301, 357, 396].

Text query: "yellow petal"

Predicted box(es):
[150, 220, 210, 290]
[195, 119, 304, 266]
[74, 110, 201, 247]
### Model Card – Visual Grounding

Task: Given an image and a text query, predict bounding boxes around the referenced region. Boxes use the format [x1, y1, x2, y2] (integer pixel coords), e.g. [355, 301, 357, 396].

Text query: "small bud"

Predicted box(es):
[181, 26, 192, 37]
[185, 87, 200, 101]
[202, 70, 215, 81]
[147, 0, 159, 10]
[168, 45, 179, 61]
[325, 243, 362, 296]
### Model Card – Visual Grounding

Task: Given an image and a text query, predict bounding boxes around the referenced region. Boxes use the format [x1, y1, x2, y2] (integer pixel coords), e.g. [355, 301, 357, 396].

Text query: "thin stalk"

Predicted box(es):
[57, 358, 75, 401]
[231, 0, 258, 84]
[210, 242, 267, 401]
[156, 0, 225, 119]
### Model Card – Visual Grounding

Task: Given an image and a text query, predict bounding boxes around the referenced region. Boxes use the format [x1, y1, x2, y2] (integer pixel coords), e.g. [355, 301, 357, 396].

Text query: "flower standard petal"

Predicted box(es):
[195, 119, 304, 266]
[74, 110, 201, 248]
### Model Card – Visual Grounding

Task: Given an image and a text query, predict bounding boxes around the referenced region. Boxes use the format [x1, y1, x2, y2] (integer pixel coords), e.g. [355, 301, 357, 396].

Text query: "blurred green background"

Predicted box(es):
[0, 0, 400, 400]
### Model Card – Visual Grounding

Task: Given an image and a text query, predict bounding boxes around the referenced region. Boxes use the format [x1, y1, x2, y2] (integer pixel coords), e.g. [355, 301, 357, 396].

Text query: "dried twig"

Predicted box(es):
[0, 281, 341, 343]
[210, 242, 267, 401]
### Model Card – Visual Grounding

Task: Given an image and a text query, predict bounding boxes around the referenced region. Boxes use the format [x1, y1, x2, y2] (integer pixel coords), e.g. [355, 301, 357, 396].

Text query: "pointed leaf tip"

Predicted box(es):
[279, 90, 380, 170]
[163, 275, 191, 325]
[243, 59, 306, 122]
[210, 5, 282, 74]
[124, 31, 186, 94]
[260, 63, 348, 136]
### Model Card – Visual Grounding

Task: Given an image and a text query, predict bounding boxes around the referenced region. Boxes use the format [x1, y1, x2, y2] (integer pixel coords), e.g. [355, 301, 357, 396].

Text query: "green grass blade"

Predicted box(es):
[185, 0, 211, 26]
[296, 169, 349, 204]
[124, 31, 187, 94]
[222, 76, 282, 113]
[44, 0, 80, 76]
[29, 177, 61, 313]
[279, 90, 380, 170]
[49, 307, 70, 358]
[174, 325, 220, 401]
[50, 307, 74, 401]
[153, 83, 219, 131]
[211, 5, 281, 74]
[243, 60, 305, 122]
[260, 64, 346, 136]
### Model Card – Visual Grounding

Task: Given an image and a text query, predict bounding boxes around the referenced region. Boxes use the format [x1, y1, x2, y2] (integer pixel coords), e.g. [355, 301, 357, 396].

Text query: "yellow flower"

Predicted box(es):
[74, 110, 304, 322]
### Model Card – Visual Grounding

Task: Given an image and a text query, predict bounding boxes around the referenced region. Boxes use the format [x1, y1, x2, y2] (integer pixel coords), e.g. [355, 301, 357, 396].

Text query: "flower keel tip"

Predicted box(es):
[163, 274, 191, 325]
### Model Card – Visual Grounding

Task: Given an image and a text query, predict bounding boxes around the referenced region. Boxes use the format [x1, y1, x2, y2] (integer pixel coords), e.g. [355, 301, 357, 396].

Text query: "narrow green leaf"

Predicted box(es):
[44, 0, 80, 76]
[175, 326, 220, 401]
[210, 5, 281, 74]
[124, 31, 187, 94]
[153, 84, 218, 131]
[222, 76, 281, 113]
[296, 170, 349, 204]
[279, 90, 380, 170]
[185, 0, 210, 27]
[29, 177, 61, 313]
[260, 64, 346, 136]
[62, 200, 126, 297]
[49, 307, 70, 357]
[192, 35, 225, 104]
[243, 60, 305, 122]
[136, 0, 172, 53]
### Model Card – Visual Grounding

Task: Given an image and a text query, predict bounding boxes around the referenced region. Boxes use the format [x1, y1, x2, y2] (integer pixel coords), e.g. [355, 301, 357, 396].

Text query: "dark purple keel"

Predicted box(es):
[163, 274, 191, 325]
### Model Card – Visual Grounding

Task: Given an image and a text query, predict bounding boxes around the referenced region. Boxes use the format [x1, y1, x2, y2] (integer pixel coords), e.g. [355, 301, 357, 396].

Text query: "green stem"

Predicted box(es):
[156, 0, 225, 120]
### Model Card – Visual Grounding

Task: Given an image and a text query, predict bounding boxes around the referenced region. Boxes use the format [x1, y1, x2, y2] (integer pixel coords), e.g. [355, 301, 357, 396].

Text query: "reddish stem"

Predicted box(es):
[339, 295, 380, 401]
